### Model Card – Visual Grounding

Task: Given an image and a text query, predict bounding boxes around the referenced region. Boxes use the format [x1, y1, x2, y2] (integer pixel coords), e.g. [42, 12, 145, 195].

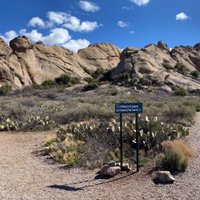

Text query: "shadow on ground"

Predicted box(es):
[48, 185, 83, 191]
[48, 171, 137, 192]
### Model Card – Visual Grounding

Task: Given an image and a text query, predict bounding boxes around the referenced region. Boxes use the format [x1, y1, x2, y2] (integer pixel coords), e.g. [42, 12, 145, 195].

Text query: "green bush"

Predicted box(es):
[0, 84, 12, 95]
[92, 68, 106, 79]
[70, 77, 80, 85]
[162, 62, 173, 71]
[175, 63, 188, 75]
[140, 78, 152, 86]
[190, 71, 199, 79]
[83, 81, 99, 91]
[41, 80, 55, 88]
[84, 77, 94, 83]
[55, 74, 71, 85]
[175, 88, 187, 96]
[55, 74, 79, 86]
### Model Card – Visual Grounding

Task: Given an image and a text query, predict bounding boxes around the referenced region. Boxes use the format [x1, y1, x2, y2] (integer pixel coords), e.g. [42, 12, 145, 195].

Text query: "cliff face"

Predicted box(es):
[0, 36, 120, 88]
[1, 36, 200, 92]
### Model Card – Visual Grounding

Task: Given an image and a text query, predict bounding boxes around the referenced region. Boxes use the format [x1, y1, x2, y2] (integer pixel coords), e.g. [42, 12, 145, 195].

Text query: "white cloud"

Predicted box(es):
[176, 12, 189, 21]
[47, 11, 67, 24]
[28, 17, 45, 28]
[64, 19, 98, 32]
[79, 1, 100, 12]
[0, 11, 96, 52]
[0, 30, 17, 43]
[19, 29, 43, 42]
[63, 39, 90, 52]
[130, 0, 150, 6]
[117, 20, 129, 28]
[42, 28, 71, 45]
[130, 30, 135, 34]
[47, 11, 99, 32]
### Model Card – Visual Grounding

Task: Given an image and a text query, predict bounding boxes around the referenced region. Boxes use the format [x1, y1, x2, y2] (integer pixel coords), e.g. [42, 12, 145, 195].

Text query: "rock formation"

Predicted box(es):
[110, 41, 200, 93]
[1, 36, 200, 93]
[0, 36, 120, 88]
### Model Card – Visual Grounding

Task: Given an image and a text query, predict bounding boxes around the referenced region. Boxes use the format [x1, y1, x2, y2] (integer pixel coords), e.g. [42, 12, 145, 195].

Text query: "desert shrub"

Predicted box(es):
[115, 72, 130, 82]
[162, 62, 173, 71]
[84, 77, 94, 83]
[55, 74, 79, 86]
[157, 140, 194, 172]
[45, 121, 119, 168]
[175, 63, 188, 75]
[92, 68, 106, 79]
[83, 81, 99, 91]
[163, 104, 195, 125]
[46, 116, 189, 168]
[41, 80, 56, 88]
[70, 77, 80, 85]
[21, 99, 35, 107]
[53, 105, 113, 124]
[140, 78, 152, 86]
[55, 74, 71, 85]
[45, 129, 81, 166]
[175, 88, 187, 96]
[2, 105, 29, 122]
[190, 71, 199, 79]
[32, 83, 41, 89]
[0, 84, 12, 95]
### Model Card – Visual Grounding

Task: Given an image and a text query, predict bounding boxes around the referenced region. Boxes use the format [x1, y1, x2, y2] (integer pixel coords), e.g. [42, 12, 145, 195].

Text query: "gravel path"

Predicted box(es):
[0, 113, 200, 200]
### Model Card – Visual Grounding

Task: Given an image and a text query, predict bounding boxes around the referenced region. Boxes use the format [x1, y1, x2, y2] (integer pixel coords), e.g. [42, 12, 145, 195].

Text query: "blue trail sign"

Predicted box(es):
[115, 103, 143, 114]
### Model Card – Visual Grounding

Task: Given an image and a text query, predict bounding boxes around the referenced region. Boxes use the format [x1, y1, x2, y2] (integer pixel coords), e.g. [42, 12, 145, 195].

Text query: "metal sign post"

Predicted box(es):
[119, 113, 123, 170]
[115, 103, 143, 172]
[135, 113, 139, 172]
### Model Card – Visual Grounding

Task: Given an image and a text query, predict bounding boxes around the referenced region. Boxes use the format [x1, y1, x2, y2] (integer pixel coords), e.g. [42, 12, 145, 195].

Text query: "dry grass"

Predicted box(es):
[162, 140, 194, 160]
[159, 139, 194, 172]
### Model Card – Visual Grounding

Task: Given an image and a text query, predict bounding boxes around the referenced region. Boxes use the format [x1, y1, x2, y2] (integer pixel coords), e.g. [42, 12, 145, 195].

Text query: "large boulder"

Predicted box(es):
[9, 36, 32, 52]
[78, 43, 120, 72]
[98, 161, 131, 177]
[99, 164, 121, 177]
[154, 171, 175, 184]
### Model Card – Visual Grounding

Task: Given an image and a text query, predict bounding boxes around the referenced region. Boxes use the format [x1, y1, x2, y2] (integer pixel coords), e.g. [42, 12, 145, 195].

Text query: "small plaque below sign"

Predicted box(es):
[115, 103, 143, 114]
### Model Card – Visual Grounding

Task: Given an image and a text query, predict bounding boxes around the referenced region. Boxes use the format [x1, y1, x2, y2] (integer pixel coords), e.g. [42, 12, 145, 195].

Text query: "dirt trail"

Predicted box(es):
[0, 114, 200, 200]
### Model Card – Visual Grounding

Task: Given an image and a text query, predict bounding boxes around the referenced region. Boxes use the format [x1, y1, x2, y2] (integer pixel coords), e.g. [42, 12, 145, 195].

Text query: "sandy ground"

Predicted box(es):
[0, 114, 200, 200]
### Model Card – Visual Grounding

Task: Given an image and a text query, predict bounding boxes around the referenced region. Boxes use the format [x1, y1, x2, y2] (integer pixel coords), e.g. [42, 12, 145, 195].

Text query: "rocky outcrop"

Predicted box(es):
[0, 37, 120, 88]
[171, 45, 200, 71]
[9, 36, 33, 52]
[1, 36, 200, 93]
[110, 41, 200, 93]
[78, 43, 120, 72]
[0, 38, 11, 56]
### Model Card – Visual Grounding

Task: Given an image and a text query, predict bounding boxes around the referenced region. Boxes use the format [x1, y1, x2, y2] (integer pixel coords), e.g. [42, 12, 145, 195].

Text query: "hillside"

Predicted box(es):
[1, 36, 200, 93]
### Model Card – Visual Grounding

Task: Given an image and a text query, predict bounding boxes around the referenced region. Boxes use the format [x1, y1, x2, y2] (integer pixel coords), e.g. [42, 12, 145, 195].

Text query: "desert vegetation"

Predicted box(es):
[0, 82, 198, 172]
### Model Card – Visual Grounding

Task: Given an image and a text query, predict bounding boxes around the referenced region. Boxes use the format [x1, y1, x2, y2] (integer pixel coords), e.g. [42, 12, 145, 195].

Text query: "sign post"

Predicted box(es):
[115, 103, 143, 172]
[135, 113, 139, 172]
[119, 113, 123, 170]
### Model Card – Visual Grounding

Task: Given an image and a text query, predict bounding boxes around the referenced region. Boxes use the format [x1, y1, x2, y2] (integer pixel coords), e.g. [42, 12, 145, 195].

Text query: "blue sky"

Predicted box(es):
[0, 0, 200, 51]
